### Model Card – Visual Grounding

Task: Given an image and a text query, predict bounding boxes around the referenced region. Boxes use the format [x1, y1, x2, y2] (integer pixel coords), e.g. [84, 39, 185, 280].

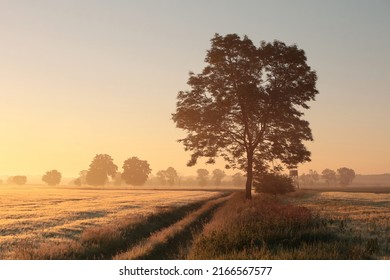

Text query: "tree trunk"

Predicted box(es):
[245, 152, 253, 199]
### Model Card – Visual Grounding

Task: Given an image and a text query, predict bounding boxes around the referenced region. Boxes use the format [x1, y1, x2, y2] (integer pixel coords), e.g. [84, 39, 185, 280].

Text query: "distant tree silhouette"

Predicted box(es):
[172, 33, 318, 199]
[212, 169, 226, 186]
[79, 170, 88, 185]
[156, 170, 167, 185]
[337, 167, 356, 186]
[299, 170, 319, 187]
[74, 170, 88, 186]
[309, 170, 319, 184]
[322, 168, 337, 186]
[74, 177, 82, 186]
[42, 170, 62, 186]
[86, 154, 118, 186]
[156, 167, 179, 186]
[165, 167, 179, 186]
[113, 172, 123, 186]
[12, 176, 27, 185]
[196, 169, 209, 187]
[232, 172, 244, 187]
[122, 157, 151, 186]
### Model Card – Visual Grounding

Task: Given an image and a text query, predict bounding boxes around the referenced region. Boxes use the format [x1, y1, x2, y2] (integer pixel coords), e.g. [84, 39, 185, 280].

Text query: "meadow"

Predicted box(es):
[0, 184, 222, 259]
[187, 190, 390, 260]
[285, 191, 390, 259]
[2, 183, 390, 260]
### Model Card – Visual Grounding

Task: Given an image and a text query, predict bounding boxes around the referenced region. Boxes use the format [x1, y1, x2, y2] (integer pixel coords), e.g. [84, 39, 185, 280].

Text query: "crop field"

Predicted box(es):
[0, 184, 221, 259]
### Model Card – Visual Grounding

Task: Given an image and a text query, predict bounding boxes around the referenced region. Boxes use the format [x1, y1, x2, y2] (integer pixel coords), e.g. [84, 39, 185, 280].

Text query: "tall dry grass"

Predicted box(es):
[5, 194, 227, 259]
[115, 194, 231, 260]
[187, 192, 380, 259]
[0, 184, 221, 259]
[285, 191, 390, 259]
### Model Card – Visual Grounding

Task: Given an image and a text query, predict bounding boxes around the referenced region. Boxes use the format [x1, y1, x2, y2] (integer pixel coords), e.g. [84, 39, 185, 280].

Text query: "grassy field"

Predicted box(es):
[2, 183, 390, 260]
[0, 184, 222, 259]
[187, 190, 390, 259]
[286, 191, 390, 259]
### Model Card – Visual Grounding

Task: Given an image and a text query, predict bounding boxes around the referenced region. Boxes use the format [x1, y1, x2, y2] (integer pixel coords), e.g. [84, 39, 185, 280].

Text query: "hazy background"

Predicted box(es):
[1, 0, 389, 178]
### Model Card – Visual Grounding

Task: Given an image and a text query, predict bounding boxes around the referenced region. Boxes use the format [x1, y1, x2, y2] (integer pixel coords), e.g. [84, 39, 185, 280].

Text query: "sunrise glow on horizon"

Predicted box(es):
[1, 0, 389, 179]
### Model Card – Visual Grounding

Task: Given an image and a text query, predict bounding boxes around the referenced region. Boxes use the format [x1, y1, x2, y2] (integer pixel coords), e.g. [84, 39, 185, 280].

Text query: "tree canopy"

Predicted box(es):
[10, 176, 27, 185]
[196, 169, 209, 187]
[86, 154, 118, 186]
[42, 169, 62, 186]
[322, 168, 337, 186]
[337, 167, 356, 186]
[172, 33, 318, 198]
[212, 169, 226, 186]
[121, 157, 152, 186]
[156, 167, 179, 186]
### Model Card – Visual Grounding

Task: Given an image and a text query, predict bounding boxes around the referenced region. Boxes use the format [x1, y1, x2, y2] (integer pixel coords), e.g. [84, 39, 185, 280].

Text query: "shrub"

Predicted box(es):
[12, 176, 27, 185]
[254, 173, 295, 195]
[42, 170, 62, 186]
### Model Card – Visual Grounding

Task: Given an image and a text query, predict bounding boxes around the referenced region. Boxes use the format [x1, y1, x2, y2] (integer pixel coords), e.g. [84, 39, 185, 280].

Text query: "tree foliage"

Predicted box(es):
[254, 173, 295, 195]
[42, 169, 62, 186]
[337, 167, 356, 186]
[212, 169, 226, 186]
[156, 167, 179, 186]
[299, 169, 319, 186]
[11, 176, 27, 185]
[196, 169, 209, 187]
[86, 154, 118, 186]
[321, 168, 337, 186]
[121, 157, 152, 186]
[172, 33, 318, 199]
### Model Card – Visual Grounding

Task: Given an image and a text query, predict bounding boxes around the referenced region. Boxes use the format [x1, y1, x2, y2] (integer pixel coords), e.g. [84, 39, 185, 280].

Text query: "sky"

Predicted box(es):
[0, 0, 389, 178]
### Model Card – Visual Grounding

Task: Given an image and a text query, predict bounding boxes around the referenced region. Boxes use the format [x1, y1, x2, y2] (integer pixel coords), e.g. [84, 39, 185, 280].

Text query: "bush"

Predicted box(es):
[11, 176, 27, 185]
[254, 173, 295, 195]
[42, 170, 62, 186]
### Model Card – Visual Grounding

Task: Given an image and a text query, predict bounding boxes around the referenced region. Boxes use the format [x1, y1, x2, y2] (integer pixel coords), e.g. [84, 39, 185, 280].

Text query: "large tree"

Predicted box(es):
[42, 169, 62, 186]
[86, 154, 118, 186]
[122, 157, 151, 186]
[172, 33, 318, 199]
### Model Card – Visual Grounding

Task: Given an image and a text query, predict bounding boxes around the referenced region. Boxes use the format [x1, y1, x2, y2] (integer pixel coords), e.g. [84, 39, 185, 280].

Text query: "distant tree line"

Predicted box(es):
[73, 154, 152, 187]
[299, 167, 356, 187]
